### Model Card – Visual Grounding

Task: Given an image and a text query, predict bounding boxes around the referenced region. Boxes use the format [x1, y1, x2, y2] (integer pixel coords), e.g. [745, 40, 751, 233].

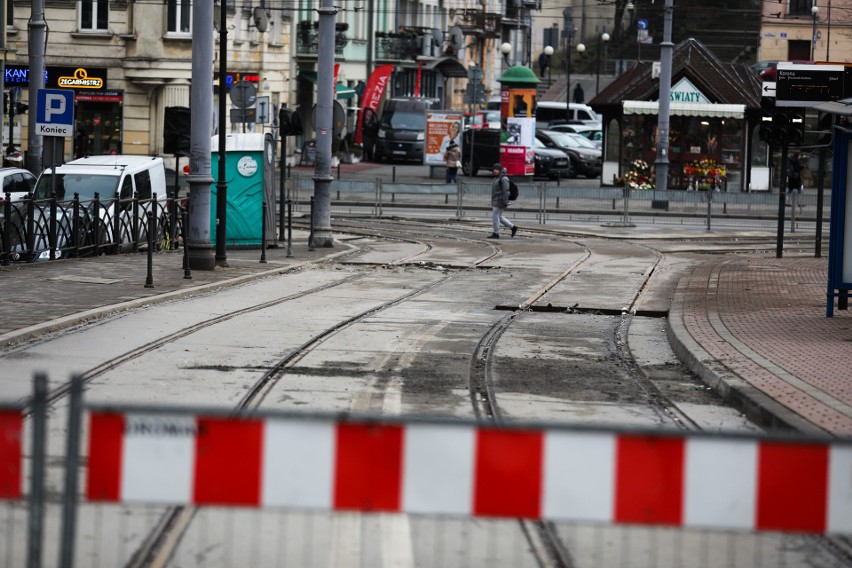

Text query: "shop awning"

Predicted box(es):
[424, 56, 468, 78]
[623, 100, 746, 118]
[299, 71, 356, 100]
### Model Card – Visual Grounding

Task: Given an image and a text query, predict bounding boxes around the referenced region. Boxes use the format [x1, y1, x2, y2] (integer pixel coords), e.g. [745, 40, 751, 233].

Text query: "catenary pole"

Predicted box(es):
[215, 0, 229, 267]
[186, 0, 216, 269]
[27, 0, 46, 174]
[654, 0, 674, 194]
[312, 0, 337, 247]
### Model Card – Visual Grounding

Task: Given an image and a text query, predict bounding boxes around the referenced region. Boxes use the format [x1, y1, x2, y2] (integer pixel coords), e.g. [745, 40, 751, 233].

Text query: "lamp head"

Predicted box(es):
[577, 43, 586, 53]
[500, 43, 512, 55]
[812, 4, 819, 16]
[601, 32, 610, 43]
[544, 45, 554, 56]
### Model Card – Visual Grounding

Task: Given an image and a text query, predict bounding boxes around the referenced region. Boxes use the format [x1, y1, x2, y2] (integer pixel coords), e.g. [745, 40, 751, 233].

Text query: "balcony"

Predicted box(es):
[451, 9, 501, 38]
[376, 27, 444, 62]
[296, 21, 348, 56]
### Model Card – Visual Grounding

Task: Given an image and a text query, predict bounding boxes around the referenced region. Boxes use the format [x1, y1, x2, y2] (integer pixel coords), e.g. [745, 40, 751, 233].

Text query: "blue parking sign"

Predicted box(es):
[36, 89, 75, 137]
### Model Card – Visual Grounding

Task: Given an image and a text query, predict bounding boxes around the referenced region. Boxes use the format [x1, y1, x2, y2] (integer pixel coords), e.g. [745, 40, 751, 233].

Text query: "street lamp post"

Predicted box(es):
[811, 4, 819, 61]
[596, 31, 610, 95]
[565, 31, 585, 123]
[544, 45, 554, 88]
[500, 41, 513, 67]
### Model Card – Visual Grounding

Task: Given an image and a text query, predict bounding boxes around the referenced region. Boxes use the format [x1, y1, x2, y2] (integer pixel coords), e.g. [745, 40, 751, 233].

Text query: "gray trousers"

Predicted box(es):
[491, 206, 514, 234]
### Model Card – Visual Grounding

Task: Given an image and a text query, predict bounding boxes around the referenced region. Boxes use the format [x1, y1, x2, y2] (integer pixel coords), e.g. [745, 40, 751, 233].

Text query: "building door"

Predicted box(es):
[787, 40, 811, 61]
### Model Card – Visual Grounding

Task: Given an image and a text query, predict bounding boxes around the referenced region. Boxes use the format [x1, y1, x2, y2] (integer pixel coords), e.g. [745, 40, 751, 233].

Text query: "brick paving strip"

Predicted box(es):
[668, 255, 852, 436]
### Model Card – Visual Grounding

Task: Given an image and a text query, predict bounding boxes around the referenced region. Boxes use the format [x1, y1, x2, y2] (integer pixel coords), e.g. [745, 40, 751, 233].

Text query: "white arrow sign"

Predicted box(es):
[762, 82, 776, 97]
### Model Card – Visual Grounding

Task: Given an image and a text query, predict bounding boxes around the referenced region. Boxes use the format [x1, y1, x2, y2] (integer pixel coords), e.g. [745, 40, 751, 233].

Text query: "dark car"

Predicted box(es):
[536, 130, 602, 178]
[533, 137, 572, 179]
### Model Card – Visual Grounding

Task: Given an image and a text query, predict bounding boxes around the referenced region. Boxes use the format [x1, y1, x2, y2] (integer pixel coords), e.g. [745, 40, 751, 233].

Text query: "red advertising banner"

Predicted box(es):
[355, 64, 394, 144]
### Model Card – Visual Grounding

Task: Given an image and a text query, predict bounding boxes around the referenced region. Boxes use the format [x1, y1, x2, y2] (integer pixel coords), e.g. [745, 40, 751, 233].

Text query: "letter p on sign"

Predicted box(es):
[45, 94, 66, 121]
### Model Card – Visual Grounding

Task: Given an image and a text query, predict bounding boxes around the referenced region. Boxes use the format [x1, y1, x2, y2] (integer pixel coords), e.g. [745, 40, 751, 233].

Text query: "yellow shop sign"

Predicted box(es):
[58, 68, 104, 89]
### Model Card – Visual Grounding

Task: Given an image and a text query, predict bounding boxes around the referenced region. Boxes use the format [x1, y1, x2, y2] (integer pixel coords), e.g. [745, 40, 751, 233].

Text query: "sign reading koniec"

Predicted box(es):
[775, 63, 845, 107]
[35, 89, 75, 137]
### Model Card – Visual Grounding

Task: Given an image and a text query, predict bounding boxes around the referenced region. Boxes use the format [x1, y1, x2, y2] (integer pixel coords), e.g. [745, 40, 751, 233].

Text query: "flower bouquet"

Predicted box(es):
[684, 159, 726, 190]
[624, 159, 654, 190]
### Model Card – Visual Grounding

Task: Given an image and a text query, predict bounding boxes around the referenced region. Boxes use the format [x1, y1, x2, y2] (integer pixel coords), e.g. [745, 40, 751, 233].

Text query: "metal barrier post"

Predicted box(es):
[132, 191, 140, 252]
[286, 200, 293, 257]
[790, 189, 798, 233]
[145, 210, 154, 288]
[71, 195, 80, 258]
[309, 195, 315, 251]
[25, 192, 35, 262]
[49, 193, 58, 260]
[392, 166, 396, 183]
[58, 375, 83, 568]
[2, 192, 11, 265]
[113, 192, 122, 254]
[456, 180, 462, 218]
[92, 193, 102, 257]
[377, 179, 383, 218]
[706, 187, 712, 231]
[27, 373, 47, 568]
[260, 201, 268, 263]
[169, 189, 179, 250]
[182, 209, 192, 279]
[623, 186, 630, 225]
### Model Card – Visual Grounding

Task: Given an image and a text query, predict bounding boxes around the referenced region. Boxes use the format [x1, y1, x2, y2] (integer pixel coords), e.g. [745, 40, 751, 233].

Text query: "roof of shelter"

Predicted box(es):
[589, 38, 762, 114]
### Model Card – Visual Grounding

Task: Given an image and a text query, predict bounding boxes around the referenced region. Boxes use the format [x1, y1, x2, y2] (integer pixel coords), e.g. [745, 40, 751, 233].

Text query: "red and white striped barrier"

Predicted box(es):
[0, 409, 23, 500]
[86, 412, 852, 534]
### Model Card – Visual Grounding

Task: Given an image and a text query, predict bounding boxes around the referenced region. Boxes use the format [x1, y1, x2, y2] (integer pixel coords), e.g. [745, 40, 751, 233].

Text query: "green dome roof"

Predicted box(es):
[497, 66, 541, 85]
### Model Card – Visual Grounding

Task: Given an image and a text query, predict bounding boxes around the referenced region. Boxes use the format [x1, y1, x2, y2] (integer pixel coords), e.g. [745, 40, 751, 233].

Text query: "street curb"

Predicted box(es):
[0, 247, 355, 349]
[665, 262, 824, 435]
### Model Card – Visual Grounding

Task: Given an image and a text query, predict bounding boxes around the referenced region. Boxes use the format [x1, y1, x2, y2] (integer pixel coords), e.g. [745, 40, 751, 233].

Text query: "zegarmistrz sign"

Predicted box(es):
[776, 63, 845, 107]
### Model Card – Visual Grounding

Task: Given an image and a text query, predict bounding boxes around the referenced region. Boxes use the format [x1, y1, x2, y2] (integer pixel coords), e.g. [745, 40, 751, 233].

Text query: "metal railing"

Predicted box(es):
[1, 191, 181, 264]
[290, 175, 831, 233]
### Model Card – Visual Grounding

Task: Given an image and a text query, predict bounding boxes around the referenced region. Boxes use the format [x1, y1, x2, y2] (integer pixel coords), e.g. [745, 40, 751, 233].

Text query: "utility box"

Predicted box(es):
[211, 133, 277, 247]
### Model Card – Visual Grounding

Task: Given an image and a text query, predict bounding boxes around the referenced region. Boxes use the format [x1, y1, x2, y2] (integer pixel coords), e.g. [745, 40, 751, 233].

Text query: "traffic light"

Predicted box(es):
[279, 107, 302, 137]
[816, 112, 834, 146]
[785, 111, 804, 146]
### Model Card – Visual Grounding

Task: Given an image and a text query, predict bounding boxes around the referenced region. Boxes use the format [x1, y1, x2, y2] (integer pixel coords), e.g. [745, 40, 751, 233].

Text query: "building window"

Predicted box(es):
[6, 0, 13, 27]
[79, 0, 108, 32]
[788, 0, 811, 16]
[168, 0, 192, 34]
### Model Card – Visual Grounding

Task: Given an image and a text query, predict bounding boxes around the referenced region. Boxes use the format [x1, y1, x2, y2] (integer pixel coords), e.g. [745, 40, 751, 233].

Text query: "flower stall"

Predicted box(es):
[683, 159, 726, 191]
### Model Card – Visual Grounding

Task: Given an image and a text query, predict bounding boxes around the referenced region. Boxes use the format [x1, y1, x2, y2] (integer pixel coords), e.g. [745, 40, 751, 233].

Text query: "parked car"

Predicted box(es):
[8, 155, 168, 260]
[483, 110, 501, 129]
[533, 137, 572, 179]
[536, 130, 602, 178]
[0, 167, 37, 208]
[463, 112, 487, 130]
[548, 123, 603, 148]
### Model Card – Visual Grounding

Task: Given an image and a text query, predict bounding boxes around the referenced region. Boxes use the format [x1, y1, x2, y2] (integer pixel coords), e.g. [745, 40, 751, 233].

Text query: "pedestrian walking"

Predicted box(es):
[573, 83, 585, 105]
[489, 163, 517, 239]
[787, 152, 803, 196]
[444, 141, 461, 183]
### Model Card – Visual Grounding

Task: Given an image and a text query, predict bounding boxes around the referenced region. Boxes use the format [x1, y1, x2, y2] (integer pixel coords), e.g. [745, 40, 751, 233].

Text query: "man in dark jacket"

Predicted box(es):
[489, 163, 517, 239]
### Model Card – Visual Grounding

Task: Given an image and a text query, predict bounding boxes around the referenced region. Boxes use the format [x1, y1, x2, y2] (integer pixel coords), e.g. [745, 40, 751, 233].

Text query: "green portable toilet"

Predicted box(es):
[210, 132, 277, 247]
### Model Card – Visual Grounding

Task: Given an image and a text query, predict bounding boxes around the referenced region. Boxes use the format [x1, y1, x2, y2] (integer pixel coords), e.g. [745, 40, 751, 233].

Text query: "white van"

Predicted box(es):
[26, 155, 168, 257]
[535, 101, 601, 128]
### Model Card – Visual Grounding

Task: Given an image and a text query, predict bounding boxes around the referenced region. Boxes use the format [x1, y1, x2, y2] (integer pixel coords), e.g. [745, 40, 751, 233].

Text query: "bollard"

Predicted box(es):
[182, 209, 192, 279]
[309, 195, 315, 251]
[260, 201, 268, 263]
[145, 210, 155, 288]
[287, 199, 293, 258]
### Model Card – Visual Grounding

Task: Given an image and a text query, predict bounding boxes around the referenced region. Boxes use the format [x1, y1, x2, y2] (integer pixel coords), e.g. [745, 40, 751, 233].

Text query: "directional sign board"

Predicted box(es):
[776, 63, 844, 107]
[36, 89, 75, 137]
[761, 81, 776, 98]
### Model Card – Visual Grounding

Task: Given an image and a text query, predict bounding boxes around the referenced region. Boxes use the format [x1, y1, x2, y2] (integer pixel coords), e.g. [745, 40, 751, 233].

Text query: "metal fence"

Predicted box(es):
[290, 176, 830, 233]
[1, 191, 178, 264]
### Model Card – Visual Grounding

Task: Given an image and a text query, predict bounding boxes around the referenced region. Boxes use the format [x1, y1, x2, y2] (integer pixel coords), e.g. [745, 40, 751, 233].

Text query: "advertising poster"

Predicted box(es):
[425, 112, 463, 166]
[500, 87, 536, 176]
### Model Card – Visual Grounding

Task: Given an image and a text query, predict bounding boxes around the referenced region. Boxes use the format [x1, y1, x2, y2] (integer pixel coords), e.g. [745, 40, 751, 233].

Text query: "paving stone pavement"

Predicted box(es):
[2, 229, 850, 437]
